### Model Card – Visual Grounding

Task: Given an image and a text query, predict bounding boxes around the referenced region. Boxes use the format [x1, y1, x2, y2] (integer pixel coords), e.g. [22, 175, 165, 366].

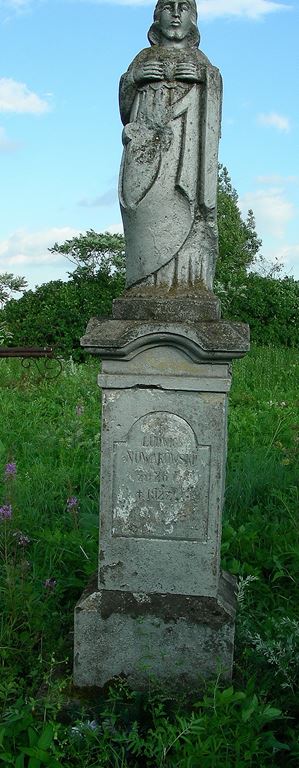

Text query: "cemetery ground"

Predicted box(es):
[0, 346, 298, 767]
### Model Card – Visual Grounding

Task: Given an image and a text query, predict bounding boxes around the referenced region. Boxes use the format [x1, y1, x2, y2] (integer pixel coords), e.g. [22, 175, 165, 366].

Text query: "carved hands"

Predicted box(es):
[174, 61, 200, 81]
[133, 62, 165, 83]
[133, 60, 204, 84]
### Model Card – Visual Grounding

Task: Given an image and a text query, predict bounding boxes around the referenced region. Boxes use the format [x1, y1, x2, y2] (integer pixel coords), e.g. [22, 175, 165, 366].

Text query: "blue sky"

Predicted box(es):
[0, 0, 298, 290]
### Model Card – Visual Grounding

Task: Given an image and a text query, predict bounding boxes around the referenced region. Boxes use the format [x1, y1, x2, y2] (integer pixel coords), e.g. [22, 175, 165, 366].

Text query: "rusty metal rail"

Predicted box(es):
[0, 346, 54, 358]
[0, 346, 63, 379]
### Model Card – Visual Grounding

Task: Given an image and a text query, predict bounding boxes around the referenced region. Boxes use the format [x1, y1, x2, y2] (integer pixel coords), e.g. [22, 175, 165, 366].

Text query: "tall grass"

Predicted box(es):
[0, 347, 298, 766]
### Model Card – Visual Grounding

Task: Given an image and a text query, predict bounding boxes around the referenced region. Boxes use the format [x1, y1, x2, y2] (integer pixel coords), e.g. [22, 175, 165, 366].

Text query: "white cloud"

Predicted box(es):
[272, 244, 299, 265]
[240, 188, 295, 240]
[199, 0, 290, 19]
[106, 222, 123, 234]
[0, 0, 29, 10]
[78, 0, 289, 13]
[1, 0, 31, 6]
[258, 112, 290, 132]
[265, 244, 299, 276]
[78, 188, 117, 207]
[256, 174, 299, 184]
[2, 0, 290, 17]
[0, 0, 33, 13]
[0, 125, 19, 152]
[0, 78, 50, 114]
[0, 227, 80, 269]
[0, 225, 125, 269]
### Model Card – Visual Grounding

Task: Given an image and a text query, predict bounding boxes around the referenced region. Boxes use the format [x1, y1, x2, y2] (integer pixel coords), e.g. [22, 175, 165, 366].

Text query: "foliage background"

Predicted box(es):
[0, 349, 298, 766]
[0, 170, 299, 766]
[1, 169, 298, 358]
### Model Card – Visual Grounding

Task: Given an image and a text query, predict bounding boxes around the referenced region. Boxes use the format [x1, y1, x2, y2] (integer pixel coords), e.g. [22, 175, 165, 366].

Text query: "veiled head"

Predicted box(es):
[148, 0, 200, 48]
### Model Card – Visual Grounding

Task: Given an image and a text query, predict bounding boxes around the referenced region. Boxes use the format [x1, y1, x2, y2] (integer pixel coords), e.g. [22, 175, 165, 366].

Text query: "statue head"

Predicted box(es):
[148, 0, 200, 48]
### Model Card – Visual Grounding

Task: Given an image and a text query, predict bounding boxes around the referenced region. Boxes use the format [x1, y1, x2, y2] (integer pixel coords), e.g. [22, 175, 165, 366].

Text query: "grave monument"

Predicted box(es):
[74, 0, 249, 689]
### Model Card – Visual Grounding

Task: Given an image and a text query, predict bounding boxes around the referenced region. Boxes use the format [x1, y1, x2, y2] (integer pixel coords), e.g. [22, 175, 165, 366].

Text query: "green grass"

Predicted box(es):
[0, 347, 298, 766]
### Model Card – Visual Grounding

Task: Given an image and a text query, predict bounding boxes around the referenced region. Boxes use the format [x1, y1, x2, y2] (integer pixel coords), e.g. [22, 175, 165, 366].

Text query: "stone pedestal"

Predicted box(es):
[74, 294, 249, 689]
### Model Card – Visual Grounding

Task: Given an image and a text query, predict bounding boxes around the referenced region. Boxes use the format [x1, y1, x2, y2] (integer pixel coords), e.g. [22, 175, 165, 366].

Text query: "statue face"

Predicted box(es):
[159, 1, 193, 43]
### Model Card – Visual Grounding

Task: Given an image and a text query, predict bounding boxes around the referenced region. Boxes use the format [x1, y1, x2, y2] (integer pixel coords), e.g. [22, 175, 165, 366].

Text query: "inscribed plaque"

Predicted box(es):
[112, 412, 210, 540]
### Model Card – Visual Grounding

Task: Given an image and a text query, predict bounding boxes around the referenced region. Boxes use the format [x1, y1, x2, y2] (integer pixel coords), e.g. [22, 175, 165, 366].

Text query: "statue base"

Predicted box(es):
[74, 305, 249, 691]
[74, 572, 236, 690]
[113, 283, 221, 323]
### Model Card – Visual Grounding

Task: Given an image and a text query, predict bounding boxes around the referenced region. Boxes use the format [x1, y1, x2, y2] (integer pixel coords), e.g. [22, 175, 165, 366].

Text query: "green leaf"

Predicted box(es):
[15, 755, 25, 768]
[218, 686, 234, 702]
[23, 745, 48, 758]
[241, 695, 259, 722]
[28, 726, 38, 747]
[265, 734, 290, 751]
[262, 706, 282, 722]
[37, 724, 54, 751]
[232, 692, 246, 702]
[272, 570, 285, 582]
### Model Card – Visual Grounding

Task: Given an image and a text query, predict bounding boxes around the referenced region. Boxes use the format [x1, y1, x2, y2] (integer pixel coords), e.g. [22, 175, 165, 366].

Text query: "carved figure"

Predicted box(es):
[119, 0, 222, 290]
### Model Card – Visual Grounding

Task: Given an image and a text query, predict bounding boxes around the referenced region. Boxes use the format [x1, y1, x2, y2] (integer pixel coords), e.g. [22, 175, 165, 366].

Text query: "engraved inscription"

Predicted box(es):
[112, 412, 210, 541]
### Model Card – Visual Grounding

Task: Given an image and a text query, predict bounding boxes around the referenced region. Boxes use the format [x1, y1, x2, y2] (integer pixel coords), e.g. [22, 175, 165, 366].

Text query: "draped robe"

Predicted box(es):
[119, 46, 222, 290]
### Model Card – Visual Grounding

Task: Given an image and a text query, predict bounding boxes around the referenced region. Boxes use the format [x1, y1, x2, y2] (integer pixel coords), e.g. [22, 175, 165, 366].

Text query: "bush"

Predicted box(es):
[2, 272, 125, 360]
[216, 273, 299, 347]
[2, 235, 299, 355]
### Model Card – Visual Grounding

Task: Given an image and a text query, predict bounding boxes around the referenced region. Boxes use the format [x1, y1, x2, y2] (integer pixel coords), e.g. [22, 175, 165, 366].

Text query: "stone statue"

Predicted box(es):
[76, 5, 249, 691]
[118, 0, 222, 291]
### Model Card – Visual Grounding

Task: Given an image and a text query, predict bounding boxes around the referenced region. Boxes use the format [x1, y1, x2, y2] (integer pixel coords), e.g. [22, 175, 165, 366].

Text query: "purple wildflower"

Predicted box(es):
[5, 462, 17, 479]
[13, 531, 31, 547]
[0, 504, 12, 520]
[44, 578, 57, 589]
[67, 496, 79, 510]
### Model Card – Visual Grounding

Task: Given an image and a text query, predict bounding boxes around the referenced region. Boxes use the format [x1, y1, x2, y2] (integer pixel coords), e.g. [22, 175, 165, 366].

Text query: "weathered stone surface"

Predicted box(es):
[75, 316, 249, 688]
[113, 291, 220, 323]
[102, 346, 231, 379]
[74, 0, 250, 692]
[119, 0, 222, 291]
[75, 318, 249, 687]
[97, 379, 228, 598]
[99, 343, 233, 394]
[74, 572, 236, 690]
[81, 317, 250, 360]
[112, 412, 210, 540]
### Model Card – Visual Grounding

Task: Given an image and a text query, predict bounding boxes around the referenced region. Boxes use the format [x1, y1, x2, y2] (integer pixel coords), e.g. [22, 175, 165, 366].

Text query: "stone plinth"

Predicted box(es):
[112, 284, 221, 323]
[74, 309, 249, 689]
[73, 0, 249, 693]
[74, 573, 236, 690]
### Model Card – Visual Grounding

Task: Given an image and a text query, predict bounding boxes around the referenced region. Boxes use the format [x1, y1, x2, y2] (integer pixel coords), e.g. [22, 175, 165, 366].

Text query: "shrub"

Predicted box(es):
[2, 273, 125, 360]
[216, 273, 299, 347]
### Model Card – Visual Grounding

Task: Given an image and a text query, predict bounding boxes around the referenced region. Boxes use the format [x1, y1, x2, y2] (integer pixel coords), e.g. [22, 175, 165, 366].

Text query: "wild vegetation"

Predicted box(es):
[1, 168, 298, 358]
[0, 168, 298, 763]
[0, 347, 298, 766]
